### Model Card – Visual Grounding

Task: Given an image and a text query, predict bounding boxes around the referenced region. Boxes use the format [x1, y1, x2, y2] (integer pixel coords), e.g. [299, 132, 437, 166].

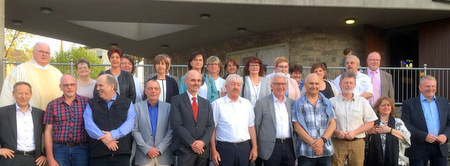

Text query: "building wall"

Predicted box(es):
[160, 26, 365, 69]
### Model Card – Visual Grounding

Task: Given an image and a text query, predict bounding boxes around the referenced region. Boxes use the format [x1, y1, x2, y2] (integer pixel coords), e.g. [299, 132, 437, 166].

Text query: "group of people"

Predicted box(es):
[0, 42, 448, 166]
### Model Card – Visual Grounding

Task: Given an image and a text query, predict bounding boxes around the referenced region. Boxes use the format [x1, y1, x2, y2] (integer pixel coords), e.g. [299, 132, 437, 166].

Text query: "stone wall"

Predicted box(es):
[149, 26, 365, 68]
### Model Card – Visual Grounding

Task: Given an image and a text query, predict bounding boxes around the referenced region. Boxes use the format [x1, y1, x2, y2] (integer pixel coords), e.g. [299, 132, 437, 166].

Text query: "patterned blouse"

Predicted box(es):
[378, 118, 411, 166]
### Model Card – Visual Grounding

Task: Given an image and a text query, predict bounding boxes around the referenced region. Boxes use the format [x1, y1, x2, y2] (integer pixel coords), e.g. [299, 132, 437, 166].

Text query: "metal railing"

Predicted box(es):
[2, 58, 449, 105]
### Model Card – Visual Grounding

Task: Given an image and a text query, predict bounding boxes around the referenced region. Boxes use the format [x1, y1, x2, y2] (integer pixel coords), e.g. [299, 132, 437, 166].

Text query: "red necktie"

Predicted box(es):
[192, 97, 198, 122]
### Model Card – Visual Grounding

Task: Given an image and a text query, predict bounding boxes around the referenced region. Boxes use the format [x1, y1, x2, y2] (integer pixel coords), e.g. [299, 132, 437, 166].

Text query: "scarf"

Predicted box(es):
[366, 115, 399, 166]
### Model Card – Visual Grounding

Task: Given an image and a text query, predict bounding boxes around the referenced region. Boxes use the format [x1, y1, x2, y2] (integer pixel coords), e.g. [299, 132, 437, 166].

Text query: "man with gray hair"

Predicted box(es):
[0, 42, 63, 110]
[333, 55, 373, 99]
[401, 75, 450, 166]
[330, 71, 377, 166]
[83, 74, 136, 165]
[210, 74, 258, 166]
[254, 73, 296, 166]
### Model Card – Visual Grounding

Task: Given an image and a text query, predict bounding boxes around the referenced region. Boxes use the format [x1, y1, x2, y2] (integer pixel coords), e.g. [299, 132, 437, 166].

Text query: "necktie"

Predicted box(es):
[371, 71, 380, 105]
[192, 97, 198, 122]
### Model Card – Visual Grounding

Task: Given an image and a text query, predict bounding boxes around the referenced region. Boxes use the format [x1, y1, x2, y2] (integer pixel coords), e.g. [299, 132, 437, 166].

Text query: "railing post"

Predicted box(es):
[70, 59, 74, 75]
[1, 57, 5, 90]
[424, 64, 427, 76]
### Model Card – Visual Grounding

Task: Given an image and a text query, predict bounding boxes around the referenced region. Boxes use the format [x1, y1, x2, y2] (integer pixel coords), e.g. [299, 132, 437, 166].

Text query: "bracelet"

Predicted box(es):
[320, 136, 327, 143]
[389, 128, 393, 134]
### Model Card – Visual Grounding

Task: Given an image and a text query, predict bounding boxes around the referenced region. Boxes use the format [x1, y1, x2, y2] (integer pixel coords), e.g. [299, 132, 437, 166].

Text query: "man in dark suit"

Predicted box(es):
[170, 70, 214, 166]
[364, 51, 394, 105]
[401, 75, 450, 166]
[0, 82, 46, 166]
[254, 73, 296, 166]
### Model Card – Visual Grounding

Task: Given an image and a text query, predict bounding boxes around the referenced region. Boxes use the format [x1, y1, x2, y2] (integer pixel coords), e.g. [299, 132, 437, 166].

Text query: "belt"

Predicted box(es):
[217, 140, 249, 146]
[276, 138, 292, 144]
[16, 150, 35, 156]
[334, 138, 362, 141]
[57, 142, 86, 146]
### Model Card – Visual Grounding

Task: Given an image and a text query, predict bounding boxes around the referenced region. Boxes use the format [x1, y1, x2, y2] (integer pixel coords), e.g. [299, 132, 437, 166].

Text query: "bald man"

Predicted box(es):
[363, 52, 394, 105]
[0, 42, 63, 110]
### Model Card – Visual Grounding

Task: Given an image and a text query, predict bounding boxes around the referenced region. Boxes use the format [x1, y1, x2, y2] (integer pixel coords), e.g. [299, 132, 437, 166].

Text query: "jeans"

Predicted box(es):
[298, 156, 332, 166]
[53, 143, 89, 166]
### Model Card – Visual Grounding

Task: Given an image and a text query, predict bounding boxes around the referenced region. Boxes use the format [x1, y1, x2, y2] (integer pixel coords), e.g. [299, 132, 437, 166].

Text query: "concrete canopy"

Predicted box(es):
[5, 0, 450, 58]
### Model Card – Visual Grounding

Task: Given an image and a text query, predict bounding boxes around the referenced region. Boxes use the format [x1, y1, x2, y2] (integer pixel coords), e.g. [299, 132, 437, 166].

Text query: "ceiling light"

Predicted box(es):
[110, 43, 118, 47]
[200, 14, 210, 20]
[237, 27, 247, 33]
[12, 20, 22, 26]
[161, 45, 169, 49]
[345, 19, 355, 25]
[41, 7, 52, 14]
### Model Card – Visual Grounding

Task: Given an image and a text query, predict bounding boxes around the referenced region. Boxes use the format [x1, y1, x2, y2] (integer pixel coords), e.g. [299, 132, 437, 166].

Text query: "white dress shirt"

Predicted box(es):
[272, 95, 291, 138]
[211, 96, 255, 143]
[15, 104, 35, 151]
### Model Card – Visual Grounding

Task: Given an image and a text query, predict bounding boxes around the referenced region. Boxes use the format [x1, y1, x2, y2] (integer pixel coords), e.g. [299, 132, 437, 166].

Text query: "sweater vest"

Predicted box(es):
[88, 95, 133, 157]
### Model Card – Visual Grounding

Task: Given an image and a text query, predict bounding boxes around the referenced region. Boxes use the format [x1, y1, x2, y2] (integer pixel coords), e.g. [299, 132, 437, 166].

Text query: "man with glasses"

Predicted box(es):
[0, 42, 63, 110]
[44, 74, 90, 166]
[363, 52, 394, 105]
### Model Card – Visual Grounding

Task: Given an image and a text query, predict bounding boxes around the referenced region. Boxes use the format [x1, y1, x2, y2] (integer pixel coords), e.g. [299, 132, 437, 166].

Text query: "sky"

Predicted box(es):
[27, 35, 85, 57]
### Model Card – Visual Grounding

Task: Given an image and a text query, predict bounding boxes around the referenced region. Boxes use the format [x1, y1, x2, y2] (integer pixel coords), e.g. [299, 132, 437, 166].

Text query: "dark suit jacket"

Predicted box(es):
[0, 104, 45, 161]
[401, 96, 450, 158]
[254, 94, 296, 160]
[94, 69, 136, 102]
[363, 69, 394, 100]
[150, 75, 179, 103]
[169, 93, 214, 158]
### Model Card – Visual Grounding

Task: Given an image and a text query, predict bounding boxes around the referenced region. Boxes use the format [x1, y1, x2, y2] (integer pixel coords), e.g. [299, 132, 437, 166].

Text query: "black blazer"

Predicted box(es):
[94, 69, 136, 102]
[150, 75, 179, 103]
[401, 96, 450, 159]
[0, 104, 45, 160]
[169, 93, 214, 158]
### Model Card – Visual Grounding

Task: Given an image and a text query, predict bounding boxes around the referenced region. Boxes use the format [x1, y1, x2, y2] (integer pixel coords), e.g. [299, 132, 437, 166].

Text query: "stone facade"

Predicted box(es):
[155, 26, 364, 69]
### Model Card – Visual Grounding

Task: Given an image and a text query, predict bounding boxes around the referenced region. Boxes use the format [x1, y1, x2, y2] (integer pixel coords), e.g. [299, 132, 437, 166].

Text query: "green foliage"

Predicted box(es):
[4, 28, 33, 61]
[51, 46, 104, 78]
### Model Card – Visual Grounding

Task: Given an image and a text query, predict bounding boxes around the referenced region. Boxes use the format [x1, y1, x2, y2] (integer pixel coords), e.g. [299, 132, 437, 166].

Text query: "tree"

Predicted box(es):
[51, 46, 104, 78]
[4, 28, 33, 60]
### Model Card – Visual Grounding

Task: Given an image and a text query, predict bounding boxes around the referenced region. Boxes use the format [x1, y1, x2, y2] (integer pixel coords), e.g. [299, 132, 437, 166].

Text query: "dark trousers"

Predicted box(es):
[90, 154, 130, 166]
[176, 152, 208, 166]
[0, 153, 36, 166]
[298, 156, 331, 166]
[263, 139, 296, 166]
[53, 143, 89, 166]
[409, 143, 447, 166]
[217, 141, 251, 166]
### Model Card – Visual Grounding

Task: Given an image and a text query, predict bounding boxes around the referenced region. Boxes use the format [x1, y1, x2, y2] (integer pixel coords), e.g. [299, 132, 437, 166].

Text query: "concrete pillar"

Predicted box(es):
[0, 0, 4, 91]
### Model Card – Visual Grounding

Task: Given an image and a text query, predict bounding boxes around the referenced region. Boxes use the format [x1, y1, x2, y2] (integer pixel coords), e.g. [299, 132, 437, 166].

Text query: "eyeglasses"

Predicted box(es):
[77, 66, 89, 70]
[368, 59, 381, 62]
[207, 63, 219, 66]
[249, 64, 260, 67]
[62, 83, 76, 88]
[36, 50, 50, 55]
[272, 83, 287, 86]
[277, 65, 289, 69]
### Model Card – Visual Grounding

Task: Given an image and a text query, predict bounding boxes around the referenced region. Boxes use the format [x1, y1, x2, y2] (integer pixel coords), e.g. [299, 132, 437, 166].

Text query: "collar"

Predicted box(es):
[105, 93, 118, 102]
[339, 93, 356, 101]
[147, 100, 159, 107]
[225, 95, 243, 104]
[57, 94, 79, 104]
[31, 59, 49, 69]
[15, 103, 32, 113]
[420, 93, 436, 102]
[368, 68, 379, 74]
[272, 93, 286, 103]
[187, 91, 198, 100]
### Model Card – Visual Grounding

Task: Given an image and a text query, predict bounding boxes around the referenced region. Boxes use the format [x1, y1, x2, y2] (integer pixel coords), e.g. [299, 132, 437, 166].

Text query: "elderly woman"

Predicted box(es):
[121, 54, 142, 103]
[206, 56, 226, 97]
[289, 64, 304, 91]
[307, 62, 338, 99]
[241, 57, 271, 107]
[221, 58, 239, 79]
[148, 54, 179, 103]
[366, 97, 411, 166]
[95, 47, 136, 101]
[75, 59, 96, 98]
[179, 51, 219, 102]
